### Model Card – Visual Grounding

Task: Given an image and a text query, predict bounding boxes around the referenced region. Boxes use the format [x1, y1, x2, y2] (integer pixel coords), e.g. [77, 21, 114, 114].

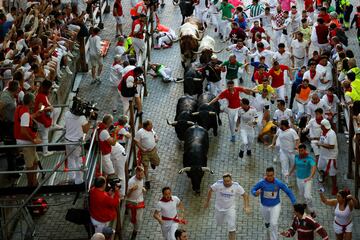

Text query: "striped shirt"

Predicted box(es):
[245, 3, 264, 17]
[283, 215, 329, 240]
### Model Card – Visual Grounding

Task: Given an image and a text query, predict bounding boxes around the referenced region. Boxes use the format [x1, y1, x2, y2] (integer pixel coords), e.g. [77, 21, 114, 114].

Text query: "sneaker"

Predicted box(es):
[310, 211, 316, 218]
[246, 150, 251, 156]
[42, 151, 54, 157]
[230, 135, 236, 142]
[112, 110, 117, 114]
[136, 111, 143, 117]
[65, 66, 73, 75]
[162, 78, 172, 83]
[238, 150, 244, 159]
[318, 170, 325, 183]
[214, 28, 217, 33]
[154, 45, 161, 49]
[174, 78, 183, 83]
[162, 44, 171, 49]
[145, 181, 151, 190]
[151, 163, 156, 170]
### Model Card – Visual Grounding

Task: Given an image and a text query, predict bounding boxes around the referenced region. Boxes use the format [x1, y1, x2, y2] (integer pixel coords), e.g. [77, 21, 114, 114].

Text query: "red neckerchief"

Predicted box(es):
[297, 72, 302, 78]
[112, 62, 117, 66]
[322, 128, 329, 136]
[299, 152, 308, 159]
[160, 197, 173, 202]
[116, 41, 124, 46]
[316, 116, 323, 125]
[327, 94, 334, 103]
[310, 70, 316, 79]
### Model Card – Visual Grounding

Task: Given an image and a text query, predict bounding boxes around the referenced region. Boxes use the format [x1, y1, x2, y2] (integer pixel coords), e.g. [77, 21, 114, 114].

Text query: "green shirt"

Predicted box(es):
[219, 3, 234, 20]
[222, 60, 242, 80]
[155, 64, 165, 75]
[327, 6, 335, 13]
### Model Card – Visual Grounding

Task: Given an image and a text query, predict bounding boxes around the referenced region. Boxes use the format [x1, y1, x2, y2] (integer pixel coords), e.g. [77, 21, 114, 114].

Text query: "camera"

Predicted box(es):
[144, 0, 159, 7]
[106, 176, 122, 192]
[70, 89, 99, 120]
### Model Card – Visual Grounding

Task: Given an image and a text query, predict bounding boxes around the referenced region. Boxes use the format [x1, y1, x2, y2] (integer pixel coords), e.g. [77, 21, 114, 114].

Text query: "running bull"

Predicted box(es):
[178, 124, 213, 193]
[176, 0, 195, 25]
[193, 35, 223, 65]
[192, 92, 222, 136]
[179, 18, 204, 68]
[167, 95, 198, 141]
[183, 66, 205, 97]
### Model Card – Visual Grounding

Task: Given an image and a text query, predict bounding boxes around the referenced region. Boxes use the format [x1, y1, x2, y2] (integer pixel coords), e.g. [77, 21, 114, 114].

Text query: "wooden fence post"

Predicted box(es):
[348, 106, 355, 179]
[78, 37, 88, 73]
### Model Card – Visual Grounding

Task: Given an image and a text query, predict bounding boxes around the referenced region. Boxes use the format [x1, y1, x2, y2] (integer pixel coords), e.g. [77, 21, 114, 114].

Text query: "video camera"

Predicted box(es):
[70, 88, 99, 120]
[144, 0, 159, 8]
[106, 176, 122, 192]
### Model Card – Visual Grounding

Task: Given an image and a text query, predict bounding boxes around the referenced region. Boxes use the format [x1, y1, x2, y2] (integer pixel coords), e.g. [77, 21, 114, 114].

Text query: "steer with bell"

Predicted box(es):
[178, 124, 213, 193]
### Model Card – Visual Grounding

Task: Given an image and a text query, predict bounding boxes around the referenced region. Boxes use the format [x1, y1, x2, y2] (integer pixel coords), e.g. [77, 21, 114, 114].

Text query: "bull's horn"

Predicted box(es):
[209, 111, 216, 115]
[192, 50, 202, 54]
[178, 167, 191, 174]
[213, 48, 225, 53]
[166, 119, 177, 126]
[192, 112, 199, 116]
[192, 77, 203, 81]
[187, 121, 195, 125]
[201, 167, 214, 174]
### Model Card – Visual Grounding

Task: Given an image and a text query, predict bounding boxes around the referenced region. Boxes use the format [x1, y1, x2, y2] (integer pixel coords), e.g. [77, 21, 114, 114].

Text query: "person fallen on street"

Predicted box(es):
[149, 63, 182, 83]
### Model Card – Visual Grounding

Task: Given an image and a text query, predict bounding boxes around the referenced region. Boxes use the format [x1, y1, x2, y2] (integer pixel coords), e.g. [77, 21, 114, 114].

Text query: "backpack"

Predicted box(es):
[336, 28, 348, 46]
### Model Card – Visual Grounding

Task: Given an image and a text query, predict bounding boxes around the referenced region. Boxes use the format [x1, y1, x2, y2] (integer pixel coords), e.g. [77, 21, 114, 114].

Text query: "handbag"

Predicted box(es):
[65, 208, 90, 225]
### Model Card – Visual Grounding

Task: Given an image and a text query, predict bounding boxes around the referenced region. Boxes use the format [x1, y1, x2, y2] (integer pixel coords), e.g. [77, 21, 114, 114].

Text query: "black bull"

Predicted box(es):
[178, 0, 195, 24]
[167, 95, 198, 141]
[183, 66, 204, 96]
[179, 125, 212, 193]
[192, 92, 222, 136]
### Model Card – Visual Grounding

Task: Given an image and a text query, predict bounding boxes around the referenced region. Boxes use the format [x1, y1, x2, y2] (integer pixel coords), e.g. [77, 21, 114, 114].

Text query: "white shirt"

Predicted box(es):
[291, 39, 308, 59]
[272, 51, 291, 66]
[134, 128, 157, 151]
[110, 63, 123, 87]
[289, 12, 301, 33]
[155, 195, 181, 222]
[306, 118, 322, 139]
[254, 39, 270, 51]
[321, 94, 340, 114]
[127, 175, 144, 203]
[89, 35, 101, 57]
[316, 62, 333, 91]
[211, 180, 245, 211]
[303, 70, 320, 88]
[16, 112, 32, 144]
[277, 128, 299, 152]
[99, 129, 110, 142]
[238, 107, 258, 129]
[251, 94, 270, 112]
[64, 111, 88, 141]
[273, 108, 293, 123]
[251, 49, 274, 67]
[319, 129, 338, 159]
[227, 44, 249, 63]
[306, 100, 330, 118]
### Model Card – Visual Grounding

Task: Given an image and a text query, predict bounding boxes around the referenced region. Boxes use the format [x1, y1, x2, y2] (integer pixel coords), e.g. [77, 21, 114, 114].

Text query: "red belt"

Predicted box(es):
[325, 159, 337, 176]
[334, 220, 352, 234]
[162, 215, 187, 224]
[126, 201, 145, 224]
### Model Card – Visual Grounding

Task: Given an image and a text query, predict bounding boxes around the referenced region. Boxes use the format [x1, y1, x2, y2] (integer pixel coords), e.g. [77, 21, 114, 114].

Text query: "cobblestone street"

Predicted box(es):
[31, 0, 360, 239]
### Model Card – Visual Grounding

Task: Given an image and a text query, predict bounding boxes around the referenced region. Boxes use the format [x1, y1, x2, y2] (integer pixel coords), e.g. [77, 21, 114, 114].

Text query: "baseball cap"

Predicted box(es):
[321, 119, 331, 130]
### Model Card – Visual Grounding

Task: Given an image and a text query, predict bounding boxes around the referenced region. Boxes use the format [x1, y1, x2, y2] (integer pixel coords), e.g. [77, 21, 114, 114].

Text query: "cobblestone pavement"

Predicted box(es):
[30, 0, 360, 239]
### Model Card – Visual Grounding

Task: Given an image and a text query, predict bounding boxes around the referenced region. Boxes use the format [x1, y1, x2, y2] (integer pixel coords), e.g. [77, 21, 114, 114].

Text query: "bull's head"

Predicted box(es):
[167, 119, 195, 140]
[178, 166, 213, 193]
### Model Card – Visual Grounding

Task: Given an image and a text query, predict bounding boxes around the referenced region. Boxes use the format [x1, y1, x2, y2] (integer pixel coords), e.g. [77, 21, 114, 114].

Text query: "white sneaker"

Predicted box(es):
[42, 151, 54, 157]
[65, 66, 73, 75]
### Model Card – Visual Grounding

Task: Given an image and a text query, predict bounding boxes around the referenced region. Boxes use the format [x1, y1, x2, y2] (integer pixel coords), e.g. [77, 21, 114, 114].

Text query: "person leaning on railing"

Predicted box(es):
[89, 176, 120, 233]
[14, 93, 42, 187]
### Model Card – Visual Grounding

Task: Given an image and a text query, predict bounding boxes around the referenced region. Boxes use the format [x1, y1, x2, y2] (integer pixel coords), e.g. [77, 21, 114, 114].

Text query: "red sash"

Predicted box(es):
[325, 159, 337, 176]
[126, 201, 145, 224]
[161, 215, 187, 224]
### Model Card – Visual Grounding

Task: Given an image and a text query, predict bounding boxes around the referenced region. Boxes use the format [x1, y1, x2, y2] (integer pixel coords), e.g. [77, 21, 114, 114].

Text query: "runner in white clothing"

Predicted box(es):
[270, 119, 300, 185]
[195, 0, 209, 27]
[153, 187, 185, 240]
[238, 98, 258, 160]
[110, 55, 123, 113]
[204, 173, 250, 240]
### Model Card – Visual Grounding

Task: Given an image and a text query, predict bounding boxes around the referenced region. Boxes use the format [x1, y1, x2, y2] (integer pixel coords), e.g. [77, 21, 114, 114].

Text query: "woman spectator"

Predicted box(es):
[34, 80, 61, 156]
[319, 189, 359, 240]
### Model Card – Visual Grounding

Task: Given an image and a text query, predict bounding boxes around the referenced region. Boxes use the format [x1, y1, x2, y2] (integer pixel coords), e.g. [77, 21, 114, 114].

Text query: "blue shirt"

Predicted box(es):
[292, 70, 304, 89]
[294, 154, 316, 179]
[251, 178, 296, 207]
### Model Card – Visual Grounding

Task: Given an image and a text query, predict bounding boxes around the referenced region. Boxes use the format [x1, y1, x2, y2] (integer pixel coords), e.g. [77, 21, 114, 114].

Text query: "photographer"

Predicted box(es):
[89, 176, 120, 233]
[118, 66, 143, 115]
[98, 114, 117, 176]
[14, 93, 42, 187]
[64, 103, 92, 184]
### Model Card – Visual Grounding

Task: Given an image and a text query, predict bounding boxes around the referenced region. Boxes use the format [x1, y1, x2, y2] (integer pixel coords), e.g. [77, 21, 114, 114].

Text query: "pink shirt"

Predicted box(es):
[278, 0, 294, 11]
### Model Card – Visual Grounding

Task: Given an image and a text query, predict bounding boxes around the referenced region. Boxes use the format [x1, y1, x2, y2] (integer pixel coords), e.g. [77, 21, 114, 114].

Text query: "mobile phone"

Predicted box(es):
[40, 105, 45, 111]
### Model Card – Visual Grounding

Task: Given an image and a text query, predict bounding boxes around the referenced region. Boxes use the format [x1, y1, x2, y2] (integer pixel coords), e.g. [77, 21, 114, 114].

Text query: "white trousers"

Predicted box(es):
[195, 7, 208, 24]
[111, 146, 126, 198]
[38, 123, 50, 153]
[296, 178, 314, 212]
[215, 208, 237, 232]
[219, 19, 231, 38]
[91, 217, 109, 233]
[209, 81, 223, 96]
[273, 30, 282, 51]
[310, 140, 320, 157]
[161, 222, 179, 240]
[132, 37, 145, 63]
[102, 153, 115, 175]
[275, 85, 285, 100]
[279, 150, 295, 184]
[225, 107, 239, 137]
[208, 8, 219, 29]
[65, 142, 84, 184]
[296, 101, 307, 120]
[294, 57, 305, 69]
[159, 67, 173, 81]
[261, 203, 281, 240]
[240, 128, 255, 151]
